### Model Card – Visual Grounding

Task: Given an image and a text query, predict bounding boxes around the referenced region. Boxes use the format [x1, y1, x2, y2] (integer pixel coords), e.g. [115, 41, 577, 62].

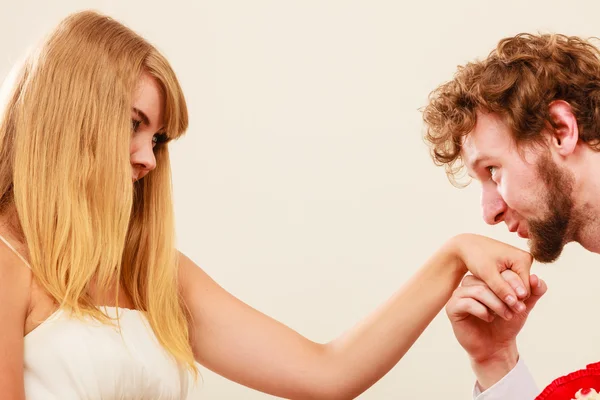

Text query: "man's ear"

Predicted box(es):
[547, 100, 579, 156]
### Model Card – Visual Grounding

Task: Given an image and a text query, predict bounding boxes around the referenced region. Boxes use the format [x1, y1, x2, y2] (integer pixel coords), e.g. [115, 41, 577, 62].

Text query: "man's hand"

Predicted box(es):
[446, 270, 547, 390]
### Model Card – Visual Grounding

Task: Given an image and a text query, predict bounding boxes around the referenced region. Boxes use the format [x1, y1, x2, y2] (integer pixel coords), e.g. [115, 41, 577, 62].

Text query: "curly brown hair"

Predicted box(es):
[422, 33, 600, 184]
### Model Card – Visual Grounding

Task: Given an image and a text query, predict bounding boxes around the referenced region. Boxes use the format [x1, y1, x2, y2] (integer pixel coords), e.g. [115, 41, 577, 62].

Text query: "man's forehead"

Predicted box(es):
[461, 112, 512, 161]
[460, 133, 477, 161]
[460, 135, 489, 176]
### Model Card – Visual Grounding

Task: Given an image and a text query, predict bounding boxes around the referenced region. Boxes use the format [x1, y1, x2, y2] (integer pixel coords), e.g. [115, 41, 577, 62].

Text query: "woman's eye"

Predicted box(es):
[487, 166, 497, 177]
[152, 133, 168, 146]
[132, 119, 142, 132]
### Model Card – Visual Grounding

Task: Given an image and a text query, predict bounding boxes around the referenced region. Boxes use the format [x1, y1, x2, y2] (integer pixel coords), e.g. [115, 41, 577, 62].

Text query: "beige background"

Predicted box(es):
[2, 1, 599, 398]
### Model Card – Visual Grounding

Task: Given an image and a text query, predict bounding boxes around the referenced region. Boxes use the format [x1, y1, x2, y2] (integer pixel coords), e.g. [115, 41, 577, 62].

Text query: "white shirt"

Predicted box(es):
[0, 234, 193, 399]
[473, 358, 539, 400]
[24, 306, 193, 399]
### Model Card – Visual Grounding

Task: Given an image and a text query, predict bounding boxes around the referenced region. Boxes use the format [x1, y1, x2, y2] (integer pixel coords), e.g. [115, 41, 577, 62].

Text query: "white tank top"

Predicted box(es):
[0, 235, 193, 399]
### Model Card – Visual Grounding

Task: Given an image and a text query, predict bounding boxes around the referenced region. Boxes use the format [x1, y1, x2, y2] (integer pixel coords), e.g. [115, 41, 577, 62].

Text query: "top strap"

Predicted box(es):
[0, 234, 31, 269]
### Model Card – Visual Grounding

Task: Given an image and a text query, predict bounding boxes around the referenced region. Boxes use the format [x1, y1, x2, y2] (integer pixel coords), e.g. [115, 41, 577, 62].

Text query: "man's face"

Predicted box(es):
[462, 111, 576, 263]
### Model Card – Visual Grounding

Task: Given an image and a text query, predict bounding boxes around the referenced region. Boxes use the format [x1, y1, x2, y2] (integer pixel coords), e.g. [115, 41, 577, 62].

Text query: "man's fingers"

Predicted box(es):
[454, 285, 513, 321]
[448, 297, 495, 323]
[524, 274, 548, 311]
[461, 274, 482, 287]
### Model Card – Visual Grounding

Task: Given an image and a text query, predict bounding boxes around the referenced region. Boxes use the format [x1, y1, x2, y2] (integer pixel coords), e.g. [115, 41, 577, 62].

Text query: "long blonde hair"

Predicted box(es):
[0, 11, 195, 372]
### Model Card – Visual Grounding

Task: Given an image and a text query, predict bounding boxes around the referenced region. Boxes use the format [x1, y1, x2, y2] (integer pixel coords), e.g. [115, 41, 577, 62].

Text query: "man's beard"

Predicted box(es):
[527, 154, 575, 263]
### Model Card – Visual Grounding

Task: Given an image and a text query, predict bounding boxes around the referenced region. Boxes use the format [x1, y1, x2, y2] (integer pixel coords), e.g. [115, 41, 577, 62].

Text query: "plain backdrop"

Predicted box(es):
[2, 1, 599, 398]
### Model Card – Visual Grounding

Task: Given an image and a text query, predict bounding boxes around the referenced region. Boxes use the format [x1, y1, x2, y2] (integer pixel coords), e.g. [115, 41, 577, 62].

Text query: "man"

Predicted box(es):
[423, 33, 600, 399]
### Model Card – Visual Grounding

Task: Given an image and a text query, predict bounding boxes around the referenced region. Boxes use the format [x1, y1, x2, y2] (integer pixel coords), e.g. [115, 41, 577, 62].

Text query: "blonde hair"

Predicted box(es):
[0, 11, 195, 372]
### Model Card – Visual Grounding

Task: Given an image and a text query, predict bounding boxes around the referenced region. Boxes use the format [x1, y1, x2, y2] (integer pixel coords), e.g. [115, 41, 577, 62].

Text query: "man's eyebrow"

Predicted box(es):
[467, 155, 491, 171]
[462, 155, 491, 180]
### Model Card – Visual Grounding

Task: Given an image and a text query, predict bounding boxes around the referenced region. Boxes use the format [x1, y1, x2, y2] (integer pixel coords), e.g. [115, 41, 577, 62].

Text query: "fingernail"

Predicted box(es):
[505, 310, 513, 320]
[517, 287, 527, 297]
[505, 295, 517, 305]
[537, 279, 542, 288]
[516, 302, 526, 312]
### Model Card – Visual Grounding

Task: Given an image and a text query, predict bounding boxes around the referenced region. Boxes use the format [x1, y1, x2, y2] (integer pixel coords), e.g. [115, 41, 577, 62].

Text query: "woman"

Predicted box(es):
[0, 10, 535, 399]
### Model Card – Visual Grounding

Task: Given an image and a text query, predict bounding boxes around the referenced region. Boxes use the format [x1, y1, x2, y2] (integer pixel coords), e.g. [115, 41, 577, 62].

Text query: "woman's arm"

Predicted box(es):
[179, 234, 532, 399]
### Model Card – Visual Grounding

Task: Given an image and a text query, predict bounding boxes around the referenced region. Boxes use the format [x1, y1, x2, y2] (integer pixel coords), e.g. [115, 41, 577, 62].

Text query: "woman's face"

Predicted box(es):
[130, 72, 167, 182]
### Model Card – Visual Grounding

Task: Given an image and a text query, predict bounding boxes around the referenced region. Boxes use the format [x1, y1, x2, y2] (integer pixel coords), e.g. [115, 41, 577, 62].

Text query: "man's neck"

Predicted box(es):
[570, 151, 600, 254]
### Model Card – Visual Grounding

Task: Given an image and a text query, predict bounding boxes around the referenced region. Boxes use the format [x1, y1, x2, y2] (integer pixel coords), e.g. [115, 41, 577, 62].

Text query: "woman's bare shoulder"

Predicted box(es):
[0, 242, 32, 315]
[0, 243, 31, 398]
